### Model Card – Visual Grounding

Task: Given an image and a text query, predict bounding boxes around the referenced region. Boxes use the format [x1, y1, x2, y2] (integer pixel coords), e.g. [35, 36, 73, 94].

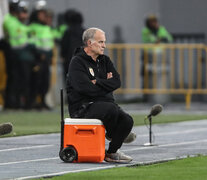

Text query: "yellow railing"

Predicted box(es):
[106, 43, 207, 109]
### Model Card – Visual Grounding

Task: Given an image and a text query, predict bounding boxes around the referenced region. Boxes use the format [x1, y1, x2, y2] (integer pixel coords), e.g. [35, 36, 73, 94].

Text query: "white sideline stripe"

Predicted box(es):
[15, 165, 117, 180]
[0, 133, 59, 141]
[0, 127, 205, 152]
[123, 139, 207, 152]
[0, 157, 59, 166]
[138, 127, 207, 137]
[0, 127, 204, 152]
[13, 139, 207, 180]
[1, 138, 207, 166]
[0, 144, 54, 152]
[0, 127, 205, 153]
[12, 156, 190, 180]
[15, 154, 207, 180]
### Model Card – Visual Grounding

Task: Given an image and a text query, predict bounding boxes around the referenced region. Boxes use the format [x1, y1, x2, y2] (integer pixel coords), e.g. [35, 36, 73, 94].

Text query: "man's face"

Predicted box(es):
[90, 31, 106, 55]
[46, 15, 53, 26]
[38, 11, 47, 24]
[149, 19, 159, 29]
[18, 11, 28, 23]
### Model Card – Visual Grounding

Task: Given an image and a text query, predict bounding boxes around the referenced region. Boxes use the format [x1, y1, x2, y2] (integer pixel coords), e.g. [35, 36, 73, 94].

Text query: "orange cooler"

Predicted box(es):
[61, 118, 105, 163]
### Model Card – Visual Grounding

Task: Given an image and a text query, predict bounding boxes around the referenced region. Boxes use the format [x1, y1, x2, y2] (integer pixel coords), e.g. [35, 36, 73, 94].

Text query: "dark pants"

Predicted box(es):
[31, 50, 52, 106]
[5, 52, 22, 108]
[79, 102, 134, 153]
[31, 60, 50, 105]
[19, 60, 34, 108]
[5, 45, 35, 109]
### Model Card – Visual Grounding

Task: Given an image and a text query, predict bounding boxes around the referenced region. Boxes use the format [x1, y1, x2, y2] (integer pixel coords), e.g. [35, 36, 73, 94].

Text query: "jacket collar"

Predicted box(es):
[74, 47, 104, 64]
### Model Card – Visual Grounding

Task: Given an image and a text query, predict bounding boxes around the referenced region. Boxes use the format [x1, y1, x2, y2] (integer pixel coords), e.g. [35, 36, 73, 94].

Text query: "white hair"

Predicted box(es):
[82, 27, 105, 47]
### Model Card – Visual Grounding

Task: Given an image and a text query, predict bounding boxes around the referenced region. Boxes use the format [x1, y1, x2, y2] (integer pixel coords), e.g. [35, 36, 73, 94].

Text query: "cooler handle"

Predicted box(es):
[75, 126, 96, 135]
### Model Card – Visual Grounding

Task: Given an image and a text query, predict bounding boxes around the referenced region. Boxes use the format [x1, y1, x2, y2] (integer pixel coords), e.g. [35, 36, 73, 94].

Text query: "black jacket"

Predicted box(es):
[66, 47, 121, 116]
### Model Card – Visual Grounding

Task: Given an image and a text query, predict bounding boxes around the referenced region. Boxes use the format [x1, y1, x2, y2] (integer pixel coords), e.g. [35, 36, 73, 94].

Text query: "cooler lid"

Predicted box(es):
[64, 118, 103, 125]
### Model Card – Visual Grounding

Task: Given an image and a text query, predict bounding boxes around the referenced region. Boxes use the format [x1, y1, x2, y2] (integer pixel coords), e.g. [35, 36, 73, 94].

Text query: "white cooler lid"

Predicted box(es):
[64, 118, 103, 125]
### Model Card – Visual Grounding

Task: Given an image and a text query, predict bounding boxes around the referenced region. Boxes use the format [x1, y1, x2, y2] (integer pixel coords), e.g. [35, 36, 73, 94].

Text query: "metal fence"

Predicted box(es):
[106, 43, 207, 109]
[1, 44, 207, 109]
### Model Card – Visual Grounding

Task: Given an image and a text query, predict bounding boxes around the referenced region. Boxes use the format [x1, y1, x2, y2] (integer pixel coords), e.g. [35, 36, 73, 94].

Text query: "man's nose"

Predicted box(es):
[102, 43, 106, 48]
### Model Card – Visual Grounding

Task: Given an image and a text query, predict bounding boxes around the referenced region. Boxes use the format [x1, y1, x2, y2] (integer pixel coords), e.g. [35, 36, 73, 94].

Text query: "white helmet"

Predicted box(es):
[34, 0, 47, 10]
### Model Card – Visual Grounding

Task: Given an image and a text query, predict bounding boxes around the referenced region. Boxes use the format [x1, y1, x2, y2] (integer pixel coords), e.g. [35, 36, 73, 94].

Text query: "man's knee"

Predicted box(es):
[121, 114, 134, 131]
[127, 115, 134, 128]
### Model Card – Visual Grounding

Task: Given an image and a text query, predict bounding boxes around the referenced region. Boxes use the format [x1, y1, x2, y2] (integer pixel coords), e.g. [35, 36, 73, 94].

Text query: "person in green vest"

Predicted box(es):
[16, 1, 35, 109]
[141, 15, 172, 102]
[3, 0, 20, 109]
[5, 0, 35, 109]
[29, 5, 67, 110]
[3, 0, 34, 109]
[47, 10, 67, 41]
[142, 15, 172, 44]
[3, 5, 20, 47]
[29, 8, 50, 110]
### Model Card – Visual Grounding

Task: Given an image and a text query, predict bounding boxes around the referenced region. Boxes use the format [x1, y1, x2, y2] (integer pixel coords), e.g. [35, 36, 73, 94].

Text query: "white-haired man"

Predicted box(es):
[66, 27, 136, 163]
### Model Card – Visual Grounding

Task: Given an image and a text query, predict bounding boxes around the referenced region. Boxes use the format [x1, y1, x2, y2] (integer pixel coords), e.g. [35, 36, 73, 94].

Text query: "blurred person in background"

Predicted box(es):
[29, 0, 66, 110]
[3, 0, 34, 109]
[29, 3, 52, 110]
[15, 1, 35, 109]
[3, 0, 20, 109]
[44, 8, 67, 108]
[141, 15, 172, 102]
[60, 9, 84, 83]
[142, 15, 172, 44]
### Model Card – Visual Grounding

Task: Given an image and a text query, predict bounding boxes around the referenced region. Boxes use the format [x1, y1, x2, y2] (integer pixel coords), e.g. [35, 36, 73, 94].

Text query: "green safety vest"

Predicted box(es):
[3, 13, 29, 48]
[29, 23, 67, 51]
[29, 23, 52, 51]
[142, 26, 173, 43]
[52, 24, 67, 39]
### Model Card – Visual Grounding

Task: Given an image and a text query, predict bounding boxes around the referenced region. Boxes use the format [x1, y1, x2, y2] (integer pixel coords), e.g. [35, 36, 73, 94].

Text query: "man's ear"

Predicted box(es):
[88, 39, 94, 47]
[87, 40, 91, 47]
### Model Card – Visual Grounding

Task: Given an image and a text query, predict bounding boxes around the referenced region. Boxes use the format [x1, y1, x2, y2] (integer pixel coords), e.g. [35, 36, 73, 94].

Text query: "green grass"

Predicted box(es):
[0, 110, 61, 137]
[0, 108, 207, 137]
[41, 155, 207, 180]
[132, 114, 207, 126]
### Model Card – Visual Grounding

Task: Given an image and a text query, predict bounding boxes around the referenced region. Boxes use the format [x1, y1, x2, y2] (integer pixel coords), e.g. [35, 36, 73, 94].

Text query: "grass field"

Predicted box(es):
[41, 155, 207, 180]
[0, 108, 207, 137]
[1, 109, 207, 179]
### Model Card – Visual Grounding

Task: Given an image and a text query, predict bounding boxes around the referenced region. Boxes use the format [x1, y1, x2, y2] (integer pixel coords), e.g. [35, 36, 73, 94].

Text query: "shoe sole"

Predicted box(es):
[104, 157, 132, 163]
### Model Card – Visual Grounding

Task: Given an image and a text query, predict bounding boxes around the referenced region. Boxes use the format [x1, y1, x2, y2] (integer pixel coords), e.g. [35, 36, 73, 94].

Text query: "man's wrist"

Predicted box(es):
[91, 79, 97, 84]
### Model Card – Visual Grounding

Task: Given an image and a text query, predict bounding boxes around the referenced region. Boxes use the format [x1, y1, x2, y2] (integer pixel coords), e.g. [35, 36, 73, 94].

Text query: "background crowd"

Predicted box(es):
[0, 0, 84, 110]
[0, 0, 172, 111]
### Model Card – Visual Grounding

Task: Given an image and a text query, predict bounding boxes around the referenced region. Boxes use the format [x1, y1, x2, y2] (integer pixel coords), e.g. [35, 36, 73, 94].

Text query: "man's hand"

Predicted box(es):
[91, 72, 113, 84]
[91, 79, 97, 84]
[107, 72, 113, 79]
